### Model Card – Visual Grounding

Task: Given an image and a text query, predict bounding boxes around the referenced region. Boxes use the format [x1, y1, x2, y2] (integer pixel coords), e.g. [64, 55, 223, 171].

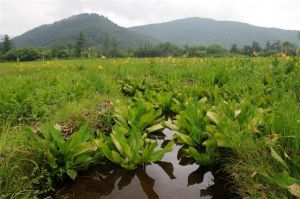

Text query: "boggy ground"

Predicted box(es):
[56, 129, 235, 199]
[0, 56, 299, 198]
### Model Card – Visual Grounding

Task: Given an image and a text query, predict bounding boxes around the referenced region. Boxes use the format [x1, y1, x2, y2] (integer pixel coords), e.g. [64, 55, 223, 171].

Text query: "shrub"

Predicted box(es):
[4, 48, 41, 61]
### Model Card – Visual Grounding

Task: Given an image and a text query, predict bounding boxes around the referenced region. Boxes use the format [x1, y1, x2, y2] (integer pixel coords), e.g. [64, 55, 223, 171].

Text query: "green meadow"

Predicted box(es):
[0, 57, 300, 198]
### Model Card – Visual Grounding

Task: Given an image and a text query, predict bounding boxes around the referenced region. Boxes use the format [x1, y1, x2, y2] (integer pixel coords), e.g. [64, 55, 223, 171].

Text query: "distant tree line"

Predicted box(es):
[1, 32, 300, 62]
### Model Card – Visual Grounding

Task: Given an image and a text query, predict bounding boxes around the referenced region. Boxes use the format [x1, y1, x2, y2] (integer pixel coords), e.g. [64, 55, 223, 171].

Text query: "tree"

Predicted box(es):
[207, 44, 226, 55]
[251, 41, 262, 52]
[282, 41, 297, 56]
[103, 34, 111, 57]
[74, 32, 85, 57]
[183, 44, 190, 56]
[2, 35, 13, 54]
[186, 45, 207, 57]
[265, 41, 271, 50]
[229, 44, 238, 54]
[4, 48, 40, 61]
[51, 46, 69, 59]
[67, 44, 74, 56]
[134, 43, 154, 57]
[110, 38, 121, 57]
[242, 45, 252, 56]
[157, 42, 181, 57]
[271, 41, 281, 51]
[262, 41, 277, 57]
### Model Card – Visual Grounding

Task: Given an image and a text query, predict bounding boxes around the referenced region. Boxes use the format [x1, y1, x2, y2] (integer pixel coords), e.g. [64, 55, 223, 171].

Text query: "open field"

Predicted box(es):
[0, 57, 300, 198]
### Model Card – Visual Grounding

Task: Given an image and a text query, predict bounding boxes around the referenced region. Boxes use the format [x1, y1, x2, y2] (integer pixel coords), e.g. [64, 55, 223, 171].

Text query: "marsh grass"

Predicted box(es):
[0, 57, 299, 198]
[0, 126, 52, 198]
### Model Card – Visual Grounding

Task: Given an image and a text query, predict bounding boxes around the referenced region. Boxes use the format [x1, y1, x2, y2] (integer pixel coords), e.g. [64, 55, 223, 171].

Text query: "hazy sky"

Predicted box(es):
[1, 0, 300, 37]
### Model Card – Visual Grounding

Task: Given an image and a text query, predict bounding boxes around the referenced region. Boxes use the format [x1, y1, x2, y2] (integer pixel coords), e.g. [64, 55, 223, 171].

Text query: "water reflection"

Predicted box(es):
[56, 129, 233, 199]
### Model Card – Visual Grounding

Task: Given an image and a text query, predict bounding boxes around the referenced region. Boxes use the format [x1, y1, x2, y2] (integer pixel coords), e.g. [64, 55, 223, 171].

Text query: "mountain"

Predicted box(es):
[12, 13, 157, 49]
[130, 17, 300, 48]
[11, 15, 300, 49]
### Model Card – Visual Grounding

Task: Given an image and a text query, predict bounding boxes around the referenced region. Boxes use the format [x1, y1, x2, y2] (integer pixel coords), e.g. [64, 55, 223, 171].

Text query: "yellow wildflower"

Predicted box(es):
[98, 65, 104, 70]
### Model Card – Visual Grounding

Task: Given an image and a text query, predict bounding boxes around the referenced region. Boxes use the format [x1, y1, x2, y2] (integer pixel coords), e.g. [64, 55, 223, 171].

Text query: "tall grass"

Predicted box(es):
[0, 125, 52, 198]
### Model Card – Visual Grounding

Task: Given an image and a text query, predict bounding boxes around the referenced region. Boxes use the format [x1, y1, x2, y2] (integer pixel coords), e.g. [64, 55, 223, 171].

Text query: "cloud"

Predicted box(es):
[1, 0, 299, 37]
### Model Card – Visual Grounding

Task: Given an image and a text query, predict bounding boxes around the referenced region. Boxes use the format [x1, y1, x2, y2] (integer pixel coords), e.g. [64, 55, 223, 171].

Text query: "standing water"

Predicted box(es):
[56, 129, 235, 199]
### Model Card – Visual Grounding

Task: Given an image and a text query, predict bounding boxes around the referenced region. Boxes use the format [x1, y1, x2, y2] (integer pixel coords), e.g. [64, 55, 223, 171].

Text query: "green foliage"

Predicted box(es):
[229, 44, 239, 54]
[0, 127, 53, 198]
[1, 57, 300, 198]
[207, 44, 227, 55]
[271, 55, 280, 66]
[119, 77, 141, 96]
[114, 101, 163, 132]
[184, 146, 217, 166]
[134, 90, 175, 114]
[101, 126, 174, 170]
[1, 35, 13, 54]
[164, 101, 222, 166]
[0, 63, 115, 127]
[50, 46, 69, 59]
[173, 102, 208, 146]
[74, 32, 85, 57]
[134, 42, 182, 57]
[32, 125, 103, 180]
[4, 48, 41, 61]
[101, 101, 173, 170]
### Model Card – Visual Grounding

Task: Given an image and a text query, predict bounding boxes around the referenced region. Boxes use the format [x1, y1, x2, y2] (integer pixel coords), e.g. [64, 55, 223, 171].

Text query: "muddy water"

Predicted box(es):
[57, 129, 234, 199]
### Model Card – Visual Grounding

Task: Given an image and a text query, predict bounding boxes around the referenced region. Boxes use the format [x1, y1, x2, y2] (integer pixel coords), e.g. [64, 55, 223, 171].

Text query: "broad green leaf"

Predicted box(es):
[121, 163, 137, 170]
[64, 126, 91, 154]
[140, 142, 158, 162]
[176, 132, 196, 146]
[111, 150, 123, 164]
[185, 147, 214, 166]
[206, 125, 217, 134]
[45, 151, 57, 168]
[203, 139, 217, 150]
[164, 120, 179, 131]
[163, 140, 174, 153]
[144, 150, 165, 162]
[111, 132, 123, 154]
[213, 132, 228, 147]
[72, 144, 97, 158]
[273, 170, 300, 188]
[74, 154, 93, 165]
[140, 112, 157, 130]
[102, 143, 114, 162]
[206, 111, 219, 125]
[66, 169, 77, 180]
[147, 124, 164, 133]
[270, 147, 287, 168]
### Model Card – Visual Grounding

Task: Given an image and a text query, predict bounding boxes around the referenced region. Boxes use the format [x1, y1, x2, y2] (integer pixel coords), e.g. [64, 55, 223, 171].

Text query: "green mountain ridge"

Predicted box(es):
[12, 13, 158, 49]
[11, 14, 300, 49]
[130, 17, 300, 48]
